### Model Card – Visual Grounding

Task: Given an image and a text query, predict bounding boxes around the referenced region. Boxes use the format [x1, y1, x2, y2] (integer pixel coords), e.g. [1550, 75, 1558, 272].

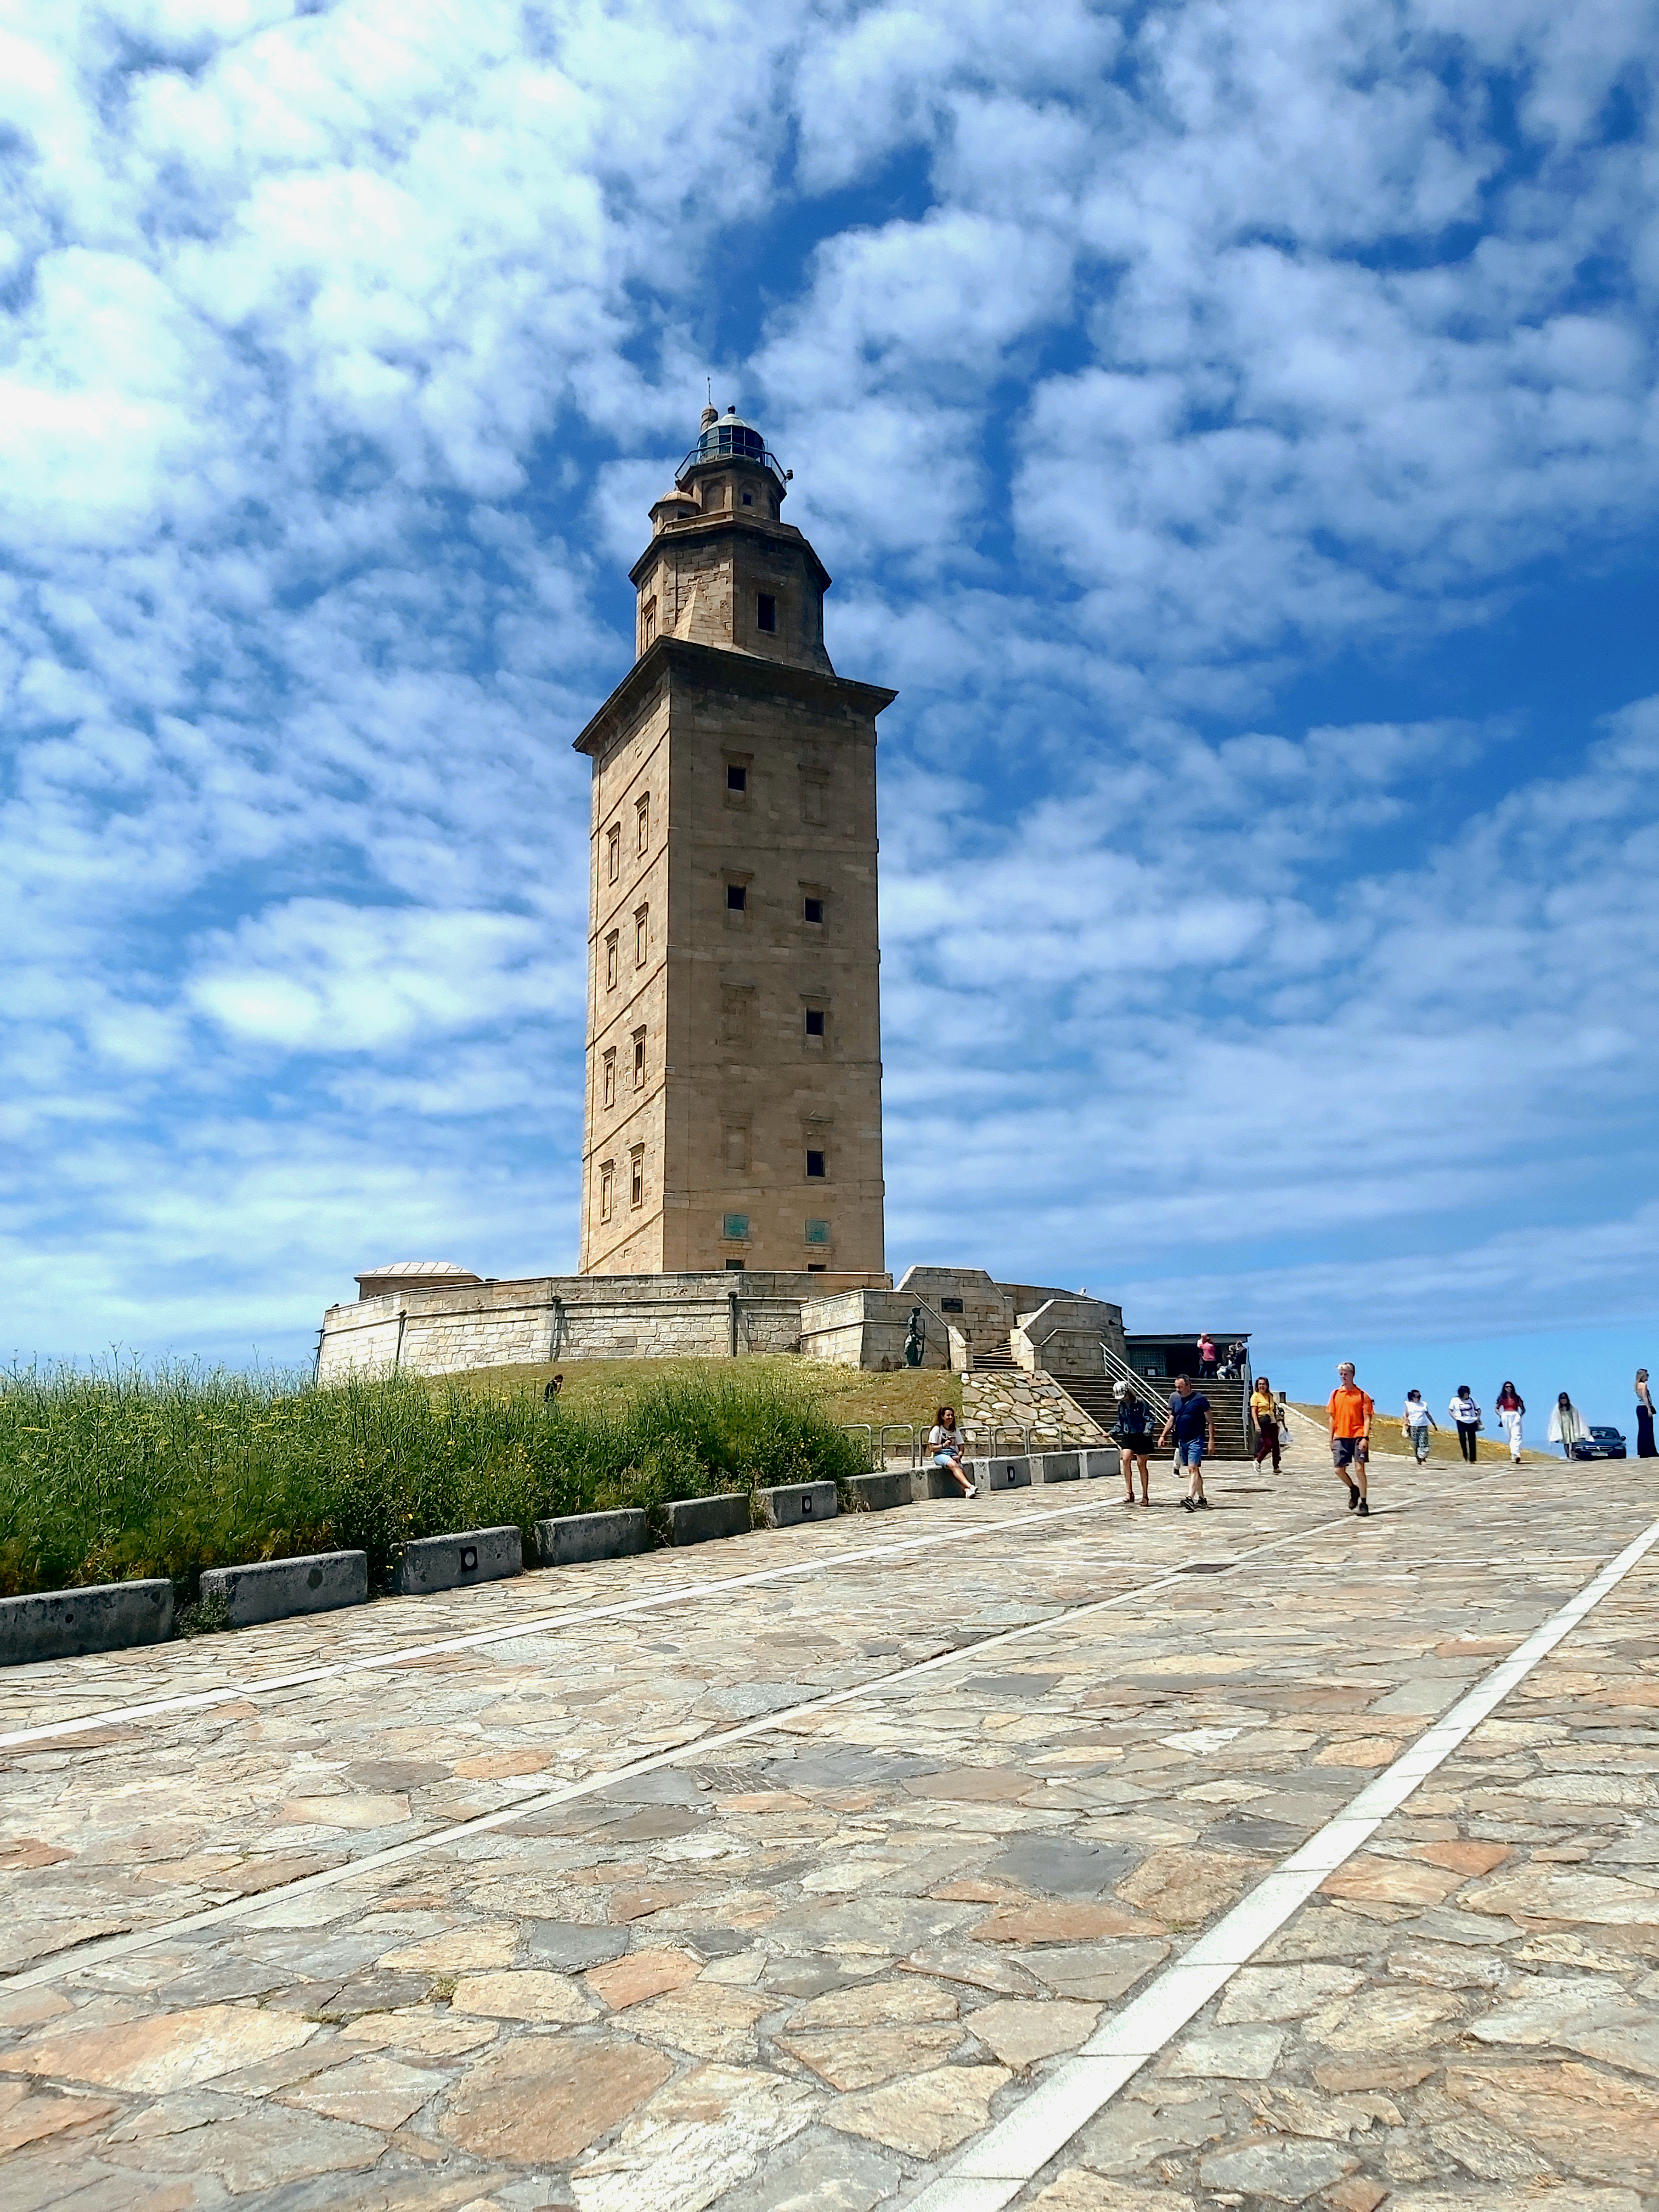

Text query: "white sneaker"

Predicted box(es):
[964, 1483, 979, 1497]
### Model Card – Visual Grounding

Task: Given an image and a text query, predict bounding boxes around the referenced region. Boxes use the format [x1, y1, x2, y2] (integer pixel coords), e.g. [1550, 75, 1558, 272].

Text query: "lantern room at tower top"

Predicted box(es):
[631, 404, 835, 679]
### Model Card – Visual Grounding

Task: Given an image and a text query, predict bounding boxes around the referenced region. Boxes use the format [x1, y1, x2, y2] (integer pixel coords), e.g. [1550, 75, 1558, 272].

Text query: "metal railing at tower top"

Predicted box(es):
[1101, 1341, 1171, 1418]
[675, 424, 791, 484]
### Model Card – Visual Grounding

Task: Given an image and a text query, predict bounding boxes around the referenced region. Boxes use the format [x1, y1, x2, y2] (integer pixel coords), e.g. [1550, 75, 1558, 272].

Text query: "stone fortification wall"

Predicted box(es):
[317, 1271, 888, 1383]
[317, 1260, 1146, 1385]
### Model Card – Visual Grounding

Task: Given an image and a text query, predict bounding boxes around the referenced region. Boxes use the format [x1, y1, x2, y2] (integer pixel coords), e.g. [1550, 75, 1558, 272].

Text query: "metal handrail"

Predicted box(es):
[840, 1423, 876, 1471]
[879, 1422, 919, 1469]
[1101, 1341, 1171, 1418]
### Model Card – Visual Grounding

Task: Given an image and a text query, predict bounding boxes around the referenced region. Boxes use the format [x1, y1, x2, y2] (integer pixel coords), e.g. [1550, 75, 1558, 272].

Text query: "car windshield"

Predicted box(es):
[1590, 1426, 1620, 1438]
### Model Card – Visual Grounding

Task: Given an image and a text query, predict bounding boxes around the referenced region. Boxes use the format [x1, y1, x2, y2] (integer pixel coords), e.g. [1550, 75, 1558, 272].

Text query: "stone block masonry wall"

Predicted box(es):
[960, 1368, 1105, 1450]
[317, 1271, 888, 1384]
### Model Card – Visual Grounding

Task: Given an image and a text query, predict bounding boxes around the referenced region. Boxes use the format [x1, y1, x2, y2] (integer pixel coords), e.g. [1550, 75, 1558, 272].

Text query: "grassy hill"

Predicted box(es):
[449, 1354, 960, 1437]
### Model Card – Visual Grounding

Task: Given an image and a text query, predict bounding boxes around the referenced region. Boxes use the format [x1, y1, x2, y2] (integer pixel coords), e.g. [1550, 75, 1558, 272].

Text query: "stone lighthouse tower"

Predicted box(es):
[573, 405, 894, 1277]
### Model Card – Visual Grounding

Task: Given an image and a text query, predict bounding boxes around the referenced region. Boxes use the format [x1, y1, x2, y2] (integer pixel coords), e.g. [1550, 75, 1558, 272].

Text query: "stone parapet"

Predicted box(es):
[318, 1269, 889, 1383]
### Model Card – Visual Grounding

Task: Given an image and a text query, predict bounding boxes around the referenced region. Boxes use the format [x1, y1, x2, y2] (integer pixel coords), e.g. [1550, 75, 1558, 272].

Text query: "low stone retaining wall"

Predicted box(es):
[535, 1509, 650, 1566]
[757, 1480, 838, 1527]
[200, 1550, 368, 1628]
[842, 1470, 911, 1512]
[979, 1455, 1032, 1492]
[0, 1578, 174, 1666]
[394, 1525, 522, 1596]
[667, 1492, 752, 1546]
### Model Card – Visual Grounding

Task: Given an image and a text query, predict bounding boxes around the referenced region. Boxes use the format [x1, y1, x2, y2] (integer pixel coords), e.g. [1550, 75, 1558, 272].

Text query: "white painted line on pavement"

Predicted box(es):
[904, 1510, 1659, 2212]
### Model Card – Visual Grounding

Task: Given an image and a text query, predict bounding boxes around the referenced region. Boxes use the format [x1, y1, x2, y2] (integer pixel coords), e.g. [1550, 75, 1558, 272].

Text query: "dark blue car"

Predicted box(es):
[1571, 1425, 1628, 1460]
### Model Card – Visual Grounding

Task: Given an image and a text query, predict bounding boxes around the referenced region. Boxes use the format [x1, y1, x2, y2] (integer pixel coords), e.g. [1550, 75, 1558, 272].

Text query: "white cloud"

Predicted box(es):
[2, 0, 1658, 1367]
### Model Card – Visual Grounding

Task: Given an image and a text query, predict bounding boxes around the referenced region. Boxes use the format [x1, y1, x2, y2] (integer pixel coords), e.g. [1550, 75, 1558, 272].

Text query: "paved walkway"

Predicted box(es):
[2, 1426, 1656, 2211]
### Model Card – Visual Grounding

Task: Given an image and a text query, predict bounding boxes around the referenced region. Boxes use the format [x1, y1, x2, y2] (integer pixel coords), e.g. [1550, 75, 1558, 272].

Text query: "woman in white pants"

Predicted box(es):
[1494, 1381, 1525, 1463]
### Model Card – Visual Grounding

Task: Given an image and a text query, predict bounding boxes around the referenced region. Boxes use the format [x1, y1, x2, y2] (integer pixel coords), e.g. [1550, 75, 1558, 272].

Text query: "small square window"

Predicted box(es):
[804, 1008, 825, 1038]
[741, 491, 753, 506]
[757, 593, 776, 634]
[803, 896, 823, 924]
[726, 882, 747, 912]
[806, 1262, 827, 1271]
[805, 1149, 826, 1179]
[723, 1212, 750, 1242]
[804, 1218, 831, 1245]
[725, 1258, 746, 1272]
[726, 764, 747, 793]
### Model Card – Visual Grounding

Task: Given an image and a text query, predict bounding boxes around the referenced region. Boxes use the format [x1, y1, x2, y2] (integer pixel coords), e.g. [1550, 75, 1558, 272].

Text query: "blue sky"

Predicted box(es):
[3, 0, 1658, 1435]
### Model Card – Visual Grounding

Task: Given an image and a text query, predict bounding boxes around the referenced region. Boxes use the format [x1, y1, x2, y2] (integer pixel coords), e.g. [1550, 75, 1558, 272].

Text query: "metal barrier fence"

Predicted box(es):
[879, 1422, 920, 1469]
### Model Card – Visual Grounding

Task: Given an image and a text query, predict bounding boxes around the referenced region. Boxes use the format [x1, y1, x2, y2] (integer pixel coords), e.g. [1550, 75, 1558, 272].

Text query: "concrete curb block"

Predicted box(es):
[0, 1579, 173, 1667]
[394, 1525, 522, 1596]
[1082, 1448, 1120, 1479]
[1033, 1451, 1081, 1483]
[976, 1455, 1032, 1492]
[199, 1550, 368, 1628]
[843, 1470, 912, 1513]
[757, 1480, 838, 1527]
[535, 1509, 650, 1567]
[667, 1492, 752, 1547]
[912, 1466, 964, 1500]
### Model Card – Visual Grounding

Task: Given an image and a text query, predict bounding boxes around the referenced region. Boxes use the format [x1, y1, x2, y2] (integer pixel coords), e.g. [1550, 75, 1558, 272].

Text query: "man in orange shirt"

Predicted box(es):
[1328, 1361, 1374, 1518]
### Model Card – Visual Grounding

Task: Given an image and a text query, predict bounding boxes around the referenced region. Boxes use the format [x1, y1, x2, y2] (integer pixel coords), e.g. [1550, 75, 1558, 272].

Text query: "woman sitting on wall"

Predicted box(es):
[926, 1406, 976, 1497]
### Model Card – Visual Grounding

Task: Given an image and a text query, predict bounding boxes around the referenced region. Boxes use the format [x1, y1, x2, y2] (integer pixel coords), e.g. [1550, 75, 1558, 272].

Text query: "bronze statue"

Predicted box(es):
[904, 1307, 926, 1368]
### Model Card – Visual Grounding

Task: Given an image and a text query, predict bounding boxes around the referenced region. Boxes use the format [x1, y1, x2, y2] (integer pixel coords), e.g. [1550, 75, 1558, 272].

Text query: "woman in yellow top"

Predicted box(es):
[1250, 1376, 1282, 1472]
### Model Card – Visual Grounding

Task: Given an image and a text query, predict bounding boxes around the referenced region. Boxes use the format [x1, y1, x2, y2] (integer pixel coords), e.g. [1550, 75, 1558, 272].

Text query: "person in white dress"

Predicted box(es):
[1547, 1393, 1588, 1459]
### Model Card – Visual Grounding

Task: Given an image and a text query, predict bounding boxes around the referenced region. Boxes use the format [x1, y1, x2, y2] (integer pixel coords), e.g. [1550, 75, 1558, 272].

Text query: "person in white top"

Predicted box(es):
[1402, 1390, 1437, 1466]
[1449, 1386, 1482, 1465]
[1547, 1393, 1588, 1458]
[926, 1406, 976, 1497]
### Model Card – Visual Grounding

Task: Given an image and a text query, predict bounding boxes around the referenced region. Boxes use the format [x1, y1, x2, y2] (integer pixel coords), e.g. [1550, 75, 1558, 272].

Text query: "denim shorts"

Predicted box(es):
[1175, 1436, 1205, 1466]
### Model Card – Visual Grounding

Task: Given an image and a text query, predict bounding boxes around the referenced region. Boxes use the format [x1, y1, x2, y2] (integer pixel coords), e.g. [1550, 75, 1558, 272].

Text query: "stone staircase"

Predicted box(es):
[1057, 1373, 1253, 1460]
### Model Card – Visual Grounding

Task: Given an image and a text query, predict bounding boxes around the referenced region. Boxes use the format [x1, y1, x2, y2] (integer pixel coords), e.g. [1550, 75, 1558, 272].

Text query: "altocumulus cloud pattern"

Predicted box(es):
[3, 0, 1658, 1366]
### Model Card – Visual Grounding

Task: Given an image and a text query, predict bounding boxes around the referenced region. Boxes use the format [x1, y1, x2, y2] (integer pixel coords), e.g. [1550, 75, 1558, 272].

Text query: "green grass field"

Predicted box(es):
[0, 1357, 875, 1602]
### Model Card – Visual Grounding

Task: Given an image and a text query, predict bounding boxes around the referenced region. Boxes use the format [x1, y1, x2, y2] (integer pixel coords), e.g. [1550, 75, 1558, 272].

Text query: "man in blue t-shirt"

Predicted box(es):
[1158, 1374, 1216, 1511]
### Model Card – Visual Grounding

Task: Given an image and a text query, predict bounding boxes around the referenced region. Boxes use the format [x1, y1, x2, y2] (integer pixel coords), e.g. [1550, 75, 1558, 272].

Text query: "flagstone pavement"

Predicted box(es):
[2, 1425, 1656, 2211]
